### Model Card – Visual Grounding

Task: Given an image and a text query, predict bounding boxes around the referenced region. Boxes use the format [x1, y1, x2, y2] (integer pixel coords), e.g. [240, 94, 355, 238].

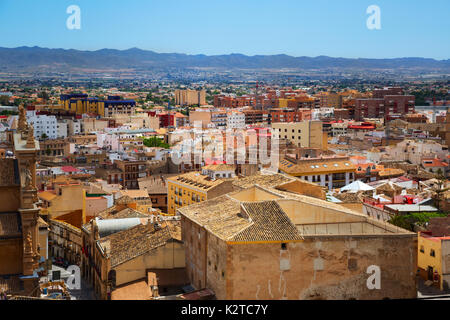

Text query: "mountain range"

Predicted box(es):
[0, 46, 449, 73]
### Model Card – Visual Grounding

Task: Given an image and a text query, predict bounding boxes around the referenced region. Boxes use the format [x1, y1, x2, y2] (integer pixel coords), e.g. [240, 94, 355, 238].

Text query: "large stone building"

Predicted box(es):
[178, 172, 418, 300]
[175, 89, 206, 106]
[0, 105, 42, 296]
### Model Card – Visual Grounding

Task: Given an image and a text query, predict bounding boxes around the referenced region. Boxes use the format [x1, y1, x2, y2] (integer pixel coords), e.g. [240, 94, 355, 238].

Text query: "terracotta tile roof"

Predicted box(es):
[355, 163, 380, 172]
[99, 221, 181, 268]
[232, 201, 302, 242]
[138, 176, 169, 194]
[97, 206, 152, 220]
[378, 168, 405, 177]
[232, 172, 293, 189]
[179, 195, 251, 240]
[278, 157, 355, 175]
[422, 158, 448, 168]
[117, 189, 149, 199]
[168, 171, 229, 190]
[38, 191, 57, 202]
[0, 213, 21, 238]
[203, 164, 235, 171]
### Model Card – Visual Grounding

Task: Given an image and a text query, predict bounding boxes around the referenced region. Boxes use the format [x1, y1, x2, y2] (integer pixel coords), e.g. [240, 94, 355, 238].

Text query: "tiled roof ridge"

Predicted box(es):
[107, 223, 175, 268]
[232, 200, 303, 242]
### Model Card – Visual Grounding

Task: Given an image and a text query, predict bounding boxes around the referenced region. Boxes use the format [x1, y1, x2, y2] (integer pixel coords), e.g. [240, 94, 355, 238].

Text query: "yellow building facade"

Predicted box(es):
[60, 97, 105, 116]
[272, 121, 327, 150]
[418, 232, 450, 290]
[167, 171, 234, 215]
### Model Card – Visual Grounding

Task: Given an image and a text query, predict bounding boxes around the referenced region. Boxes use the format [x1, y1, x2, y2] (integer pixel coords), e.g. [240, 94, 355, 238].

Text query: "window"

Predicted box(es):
[420, 246, 424, 253]
[430, 249, 435, 257]
[281, 243, 287, 250]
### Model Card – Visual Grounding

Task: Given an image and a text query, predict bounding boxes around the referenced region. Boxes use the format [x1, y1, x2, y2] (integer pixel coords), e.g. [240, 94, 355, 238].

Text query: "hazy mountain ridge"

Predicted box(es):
[0, 46, 449, 72]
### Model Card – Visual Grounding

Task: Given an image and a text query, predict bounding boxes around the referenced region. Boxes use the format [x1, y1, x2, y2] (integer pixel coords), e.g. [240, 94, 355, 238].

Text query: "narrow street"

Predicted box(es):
[417, 278, 450, 300]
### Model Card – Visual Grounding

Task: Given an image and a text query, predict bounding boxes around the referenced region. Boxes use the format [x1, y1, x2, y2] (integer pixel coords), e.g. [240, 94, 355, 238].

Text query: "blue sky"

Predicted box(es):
[0, 0, 448, 59]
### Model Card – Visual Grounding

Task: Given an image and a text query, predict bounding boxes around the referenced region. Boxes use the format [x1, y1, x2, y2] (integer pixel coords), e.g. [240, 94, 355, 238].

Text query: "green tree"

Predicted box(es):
[143, 136, 170, 149]
[388, 212, 448, 232]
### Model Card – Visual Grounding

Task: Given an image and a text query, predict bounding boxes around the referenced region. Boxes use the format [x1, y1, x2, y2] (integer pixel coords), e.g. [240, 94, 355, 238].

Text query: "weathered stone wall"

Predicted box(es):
[182, 216, 208, 290]
[205, 233, 228, 300]
[224, 235, 417, 300]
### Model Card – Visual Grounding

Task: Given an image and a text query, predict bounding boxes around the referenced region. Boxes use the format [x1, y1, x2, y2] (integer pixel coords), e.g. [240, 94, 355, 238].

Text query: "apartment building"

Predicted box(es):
[59, 94, 136, 117]
[270, 108, 312, 123]
[26, 110, 58, 139]
[114, 159, 148, 189]
[242, 110, 270, 126]
[166, 167, 235, 215]
[175, 89, 206, 106]
[278, 155, 356, 190]
[227, 111, 245, 129]
[272, 121, 326, 149]
[355, 92, 415, 121]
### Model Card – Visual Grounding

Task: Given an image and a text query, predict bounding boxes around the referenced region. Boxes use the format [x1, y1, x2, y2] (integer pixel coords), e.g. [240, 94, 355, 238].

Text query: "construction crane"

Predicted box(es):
[254, 81, 263, 110]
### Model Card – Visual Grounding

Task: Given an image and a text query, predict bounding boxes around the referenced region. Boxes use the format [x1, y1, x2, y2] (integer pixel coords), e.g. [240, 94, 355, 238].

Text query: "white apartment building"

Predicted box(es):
[26, 110, 58, 139]
[227, 111, 245, 129]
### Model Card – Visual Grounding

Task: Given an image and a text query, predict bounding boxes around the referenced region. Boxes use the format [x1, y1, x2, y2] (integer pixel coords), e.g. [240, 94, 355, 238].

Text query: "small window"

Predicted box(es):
[430, 249, 435, 257]
[420, 246, 424, 253]
[281, 243, 287, 250]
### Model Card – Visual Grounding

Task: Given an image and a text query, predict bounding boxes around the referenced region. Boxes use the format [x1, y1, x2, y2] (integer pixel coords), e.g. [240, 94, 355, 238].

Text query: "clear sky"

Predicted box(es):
[0, 0, 448, 59]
